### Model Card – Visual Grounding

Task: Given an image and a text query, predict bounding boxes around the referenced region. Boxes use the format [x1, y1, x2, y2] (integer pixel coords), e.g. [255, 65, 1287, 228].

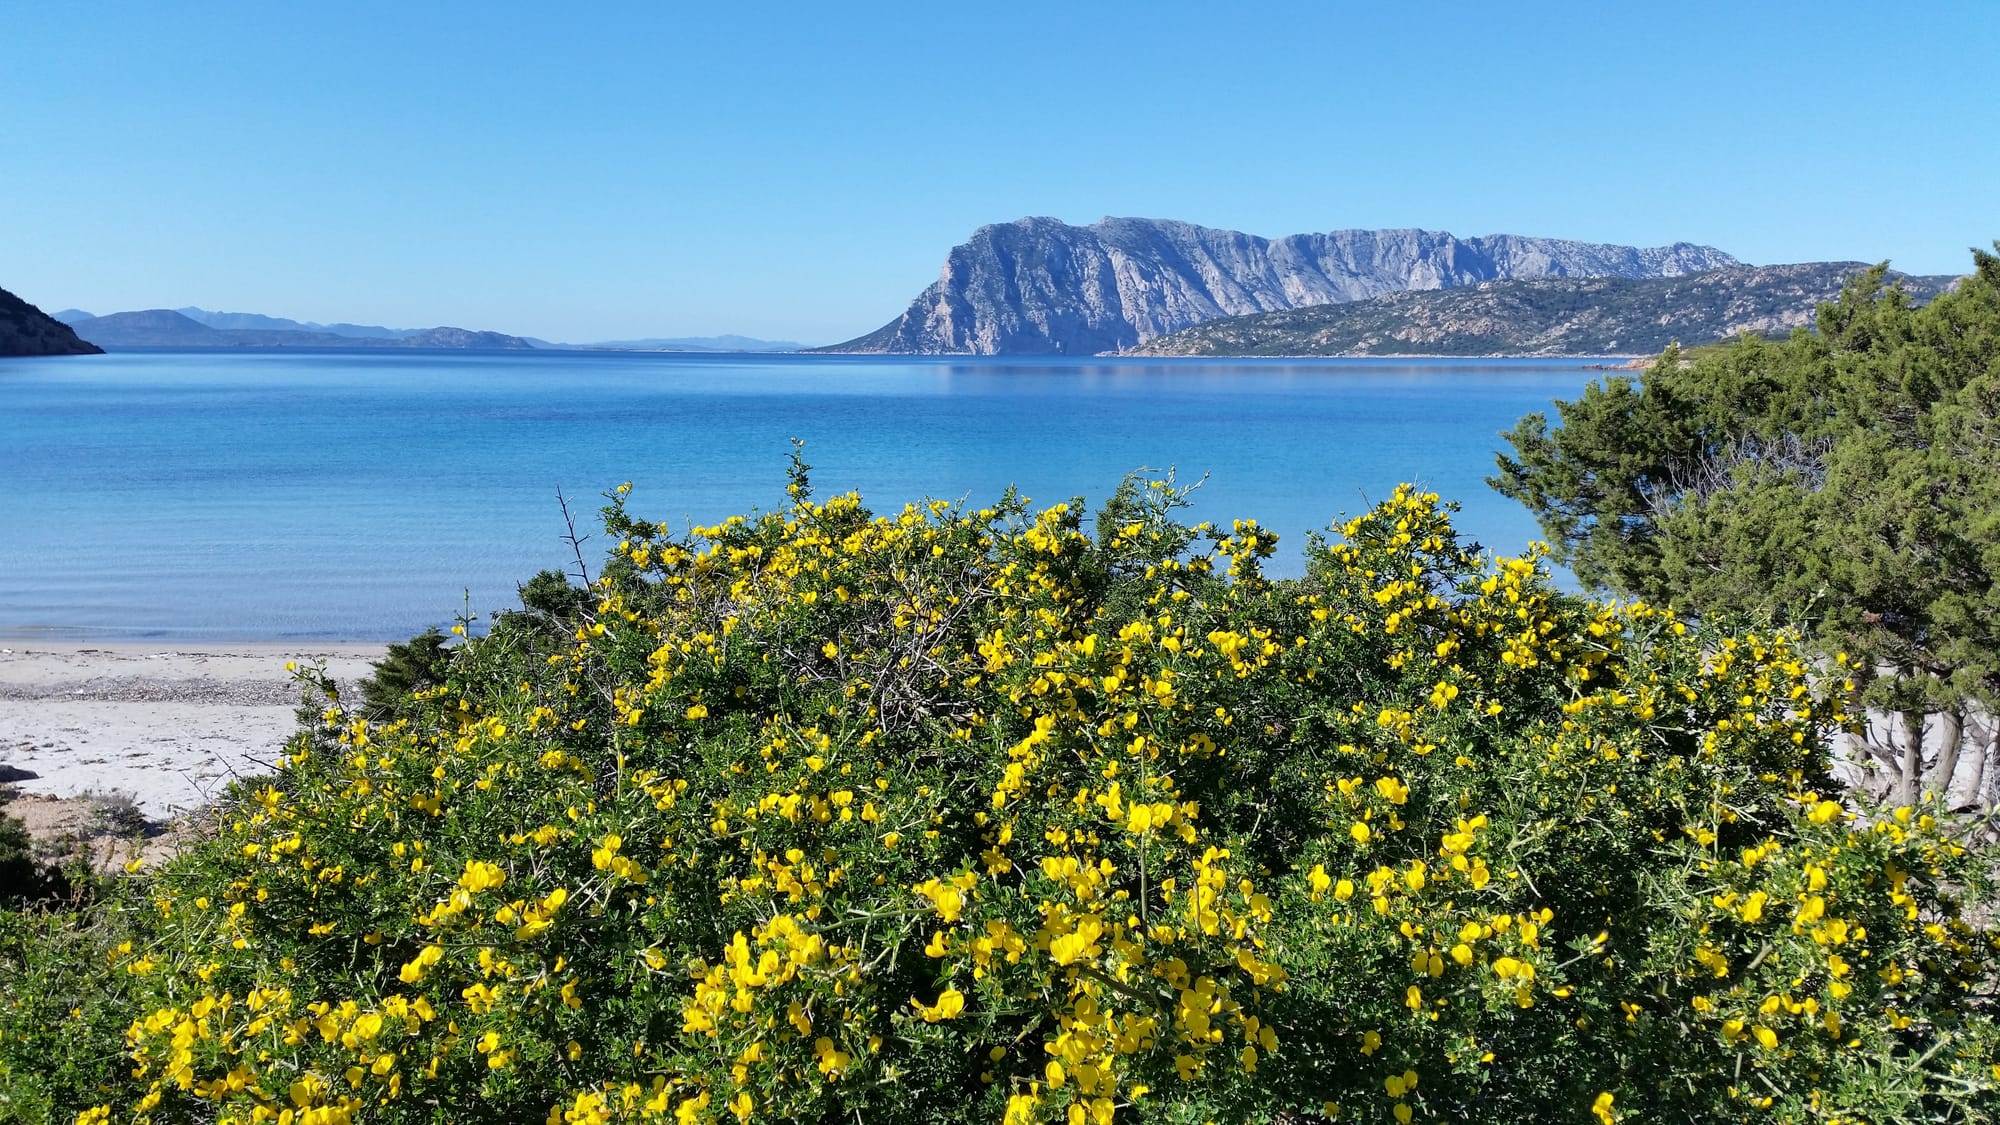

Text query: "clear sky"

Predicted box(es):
[3, 1, 1994, 345]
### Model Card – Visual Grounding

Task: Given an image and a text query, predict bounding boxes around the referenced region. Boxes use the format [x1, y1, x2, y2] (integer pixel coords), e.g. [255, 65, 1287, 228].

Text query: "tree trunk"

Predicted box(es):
[1898, 709, 1926, 807]
[1967, 717, 1998, 812]
[1935, 707, 1965, 806]
[1841, 728, 1885, 797]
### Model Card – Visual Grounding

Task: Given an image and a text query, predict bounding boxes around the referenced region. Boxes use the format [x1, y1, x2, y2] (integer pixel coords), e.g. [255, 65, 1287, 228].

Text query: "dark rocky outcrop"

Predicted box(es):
[1127, 263, 1959, 357]
[0, 287, 103, 356]
[825, 217, 1741, 355]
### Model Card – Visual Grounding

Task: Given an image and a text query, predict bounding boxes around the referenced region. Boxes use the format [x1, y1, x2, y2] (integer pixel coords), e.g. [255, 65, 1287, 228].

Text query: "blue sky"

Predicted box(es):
[3, 1, 1993, 345]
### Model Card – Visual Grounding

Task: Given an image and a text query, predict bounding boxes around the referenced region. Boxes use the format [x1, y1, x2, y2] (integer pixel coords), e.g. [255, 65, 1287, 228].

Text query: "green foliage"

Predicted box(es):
[0, 903, 147, 1120]
[0, 796, 72, 908]
[357, 628, 454, 722]
[0, 805, 46, 905]
[4, 476, 2000, 1125]
[1494, 247, 2000, 801]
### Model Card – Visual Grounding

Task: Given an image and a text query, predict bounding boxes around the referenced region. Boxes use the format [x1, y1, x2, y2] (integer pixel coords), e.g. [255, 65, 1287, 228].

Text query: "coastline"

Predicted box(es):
[0, 641, 382, 821]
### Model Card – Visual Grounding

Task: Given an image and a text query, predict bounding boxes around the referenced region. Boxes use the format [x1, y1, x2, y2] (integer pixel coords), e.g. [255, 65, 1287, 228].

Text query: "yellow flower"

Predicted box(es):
[912, 987, 966, 1022]
[457, 860, 506, 893]
[914, 878, 966, 921]
[1049, 918, 1104, 966]
[1737, 891, 1767, 924]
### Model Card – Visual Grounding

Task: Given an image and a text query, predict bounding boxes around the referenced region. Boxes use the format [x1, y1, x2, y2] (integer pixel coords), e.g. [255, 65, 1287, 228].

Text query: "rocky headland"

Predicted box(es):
[824, 217, 1741, 355]
[0, 286, 103, 357]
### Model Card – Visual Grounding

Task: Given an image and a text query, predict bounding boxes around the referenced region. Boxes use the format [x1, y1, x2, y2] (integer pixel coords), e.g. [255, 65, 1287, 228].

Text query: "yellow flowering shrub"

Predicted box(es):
[4, 464, 1999, 1124]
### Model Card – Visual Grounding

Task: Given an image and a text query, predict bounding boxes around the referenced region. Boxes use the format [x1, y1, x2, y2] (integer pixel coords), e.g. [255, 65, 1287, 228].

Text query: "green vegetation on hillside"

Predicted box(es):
[4, 460, 1998, 1124]
[1131, 264, 1956, 358]
[1495, 245, 2000, 806]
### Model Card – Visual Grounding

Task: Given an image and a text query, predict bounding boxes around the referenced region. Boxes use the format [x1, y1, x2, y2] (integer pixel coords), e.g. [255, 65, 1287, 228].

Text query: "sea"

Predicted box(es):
[0, 349, 1612, 641]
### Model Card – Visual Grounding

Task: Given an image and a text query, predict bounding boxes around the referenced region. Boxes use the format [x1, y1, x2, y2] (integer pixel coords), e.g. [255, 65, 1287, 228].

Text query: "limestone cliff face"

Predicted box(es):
[0, 286, 103, 356]
[828, 217, 1740, 355]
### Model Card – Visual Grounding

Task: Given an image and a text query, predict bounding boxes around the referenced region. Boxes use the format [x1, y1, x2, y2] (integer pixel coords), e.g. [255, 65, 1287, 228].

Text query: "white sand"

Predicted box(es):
[0, 642, 382, 818]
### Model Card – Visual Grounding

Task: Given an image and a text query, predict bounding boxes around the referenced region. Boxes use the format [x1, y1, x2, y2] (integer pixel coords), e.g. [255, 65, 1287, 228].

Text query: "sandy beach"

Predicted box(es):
[0, 641, 383, 821]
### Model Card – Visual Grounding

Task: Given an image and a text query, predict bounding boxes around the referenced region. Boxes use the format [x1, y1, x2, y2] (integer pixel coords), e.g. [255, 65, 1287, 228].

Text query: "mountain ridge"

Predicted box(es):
[64, 309, 538, 350]
[170, 307, 423, 339]
[58, 307, 805, 351]
[824, 217, 1742, 355]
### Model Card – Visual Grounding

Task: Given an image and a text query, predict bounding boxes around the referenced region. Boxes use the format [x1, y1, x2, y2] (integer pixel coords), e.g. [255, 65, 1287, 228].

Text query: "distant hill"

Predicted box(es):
[580, 334, 807, 352]
[60, 305, 803, 351]
[1, 288, 104, 356]
[823, 216, 1741, 355]
[172, 307, 422, 340]
[66, 309, 537, 350]
[1123, 263, 1963, 357]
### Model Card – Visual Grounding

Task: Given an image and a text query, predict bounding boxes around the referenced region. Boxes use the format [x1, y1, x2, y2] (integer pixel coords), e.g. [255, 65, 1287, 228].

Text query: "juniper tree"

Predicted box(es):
[1493, 245, 2000, 805]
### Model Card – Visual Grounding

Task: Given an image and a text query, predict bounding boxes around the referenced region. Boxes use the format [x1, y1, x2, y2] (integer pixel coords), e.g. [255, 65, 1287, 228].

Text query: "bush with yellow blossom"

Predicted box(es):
[5, 461, 1999, 1125]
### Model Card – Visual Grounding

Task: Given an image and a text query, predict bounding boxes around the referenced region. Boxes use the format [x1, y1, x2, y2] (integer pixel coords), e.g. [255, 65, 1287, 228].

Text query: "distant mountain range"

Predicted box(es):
[1126, 263, 1961, 357]
[823, 217, 1742, 355]
[52, 307, 804, 352]
[34, 224, 1961, 361]
[59, 309, 538, 350]
[171, 307, 430, 339]
[1, 288, 102, 356]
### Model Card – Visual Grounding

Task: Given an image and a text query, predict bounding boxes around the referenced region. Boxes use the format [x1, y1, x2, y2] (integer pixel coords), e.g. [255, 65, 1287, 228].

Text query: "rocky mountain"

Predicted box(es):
[65, 310, 537, 350]
[1126, 263, 1959, 358]
[825, 217, 1742, 355]
[1, 287, 103, 356]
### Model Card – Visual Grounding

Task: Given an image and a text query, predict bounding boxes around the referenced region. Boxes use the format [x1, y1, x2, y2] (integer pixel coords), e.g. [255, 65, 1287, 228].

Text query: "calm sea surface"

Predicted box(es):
[0, 349, 1606, 641]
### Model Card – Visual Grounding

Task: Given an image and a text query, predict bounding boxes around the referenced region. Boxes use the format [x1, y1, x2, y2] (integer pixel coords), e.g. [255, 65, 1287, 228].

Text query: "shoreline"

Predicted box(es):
[0, 641, 383, 819]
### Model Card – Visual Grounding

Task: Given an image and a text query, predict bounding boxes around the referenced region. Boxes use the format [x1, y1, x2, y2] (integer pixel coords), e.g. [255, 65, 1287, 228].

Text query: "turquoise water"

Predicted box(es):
[0, 349, 1601, 640]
